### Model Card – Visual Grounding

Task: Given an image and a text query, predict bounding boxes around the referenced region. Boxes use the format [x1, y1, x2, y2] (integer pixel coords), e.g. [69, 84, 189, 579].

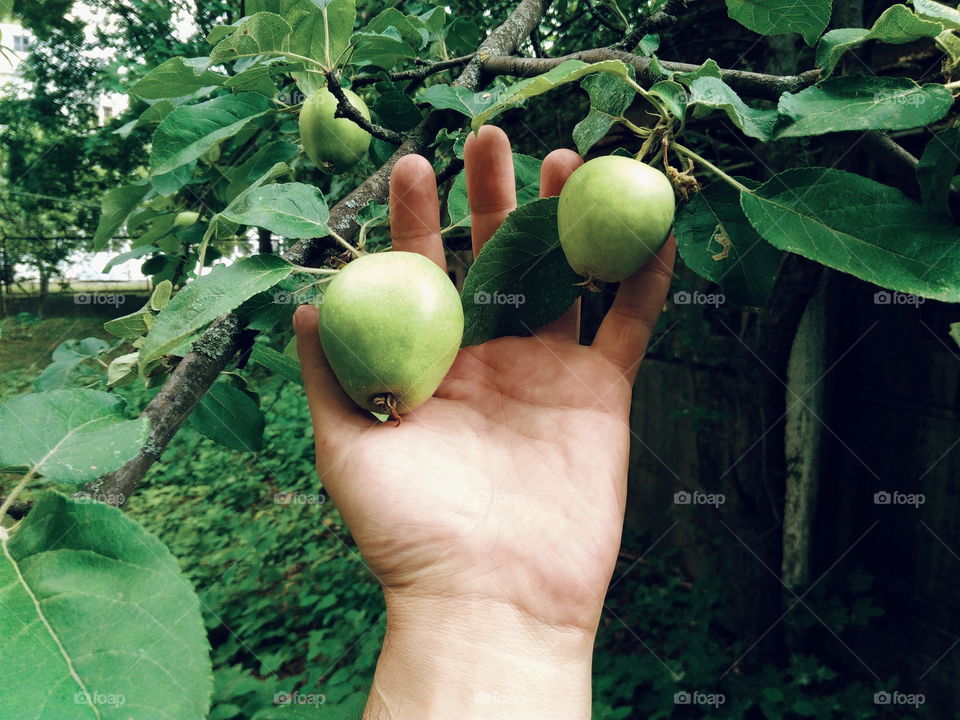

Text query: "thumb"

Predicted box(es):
[293, 304, 372, 439]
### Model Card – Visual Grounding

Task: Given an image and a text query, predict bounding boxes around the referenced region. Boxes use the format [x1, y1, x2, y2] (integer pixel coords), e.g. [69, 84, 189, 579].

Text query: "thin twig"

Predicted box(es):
[351, 54, 476, 88]
[324, 72, 404, 144]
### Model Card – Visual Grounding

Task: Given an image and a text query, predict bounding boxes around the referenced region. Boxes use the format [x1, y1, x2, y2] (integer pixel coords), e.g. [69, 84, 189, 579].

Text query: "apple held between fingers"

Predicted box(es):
[318, 252, 464, 420]
[557, 155, 676, 283]
[299, 87, 372, 174]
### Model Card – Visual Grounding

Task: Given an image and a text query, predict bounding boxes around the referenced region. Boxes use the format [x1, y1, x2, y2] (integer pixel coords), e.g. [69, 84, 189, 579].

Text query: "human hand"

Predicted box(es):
[293, 126, 675, 719]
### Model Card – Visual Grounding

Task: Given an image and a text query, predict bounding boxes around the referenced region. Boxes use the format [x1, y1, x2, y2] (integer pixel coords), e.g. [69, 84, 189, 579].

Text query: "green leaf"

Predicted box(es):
[107, 352, 140, 388]
[150, 92, 274, 175]
[741, 167, 960, 301]
[150, 279, 174, 310]
[686, 75, 777, 140]
[949, 322, 960, 349]
[0, 391, 149, 483]
[35, 338, 111, 392]
[226, 139, 299, 202]
[725, 0, 832, 45]
[776, 76, 954, 138]
[936, 27, 960, 69]
[372, 87, 422, 131]
[225, 59, 303, 95]
[365, 7, 427, 48]
[139, 255, 294, 369]
[671, 58, 723, 84]
[460, 197, 581, 346]
[816, 5, 943, 75]
[104, 308, 153, 339]
[572, 72, 637, 155]
[637, 33, 660, 56]
[446, 153, 542, 228]
[221, 182, 329, 238]
[0, 491, 212, 718]
[348, 28, 418, 70]
[674, 179, 782, 309]
[92, 182, 150, 249]
[284, 0, 356, 67]
[251, 343, 303, 385]
[917, 127, 960, 214]
[649, 80, 688, 122]
[471, 59, 634, 130]
[189, 380, 264, 452]
[913, 0, 960, 28]
[129, 56, 226, 99]
[209, 12, 292, 64]
[417, 84, 498, 118]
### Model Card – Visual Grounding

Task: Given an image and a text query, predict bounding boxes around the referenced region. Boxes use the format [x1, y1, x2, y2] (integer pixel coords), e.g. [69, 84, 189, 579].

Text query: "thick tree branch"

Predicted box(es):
[482, 49, 822, 101]
[325, 71, 404, 144]
[613, 0, 686, 51]
[351, 54, 476, 88]
[85, 0, 549, 506]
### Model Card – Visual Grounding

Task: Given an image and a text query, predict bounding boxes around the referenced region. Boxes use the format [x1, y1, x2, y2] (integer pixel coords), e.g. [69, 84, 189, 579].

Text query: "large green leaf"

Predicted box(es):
[725, 0, 832, 45]
[209, 12, 292, 64]
[460, 198, 582, 346]
[250, 343, 303, 385]
[0, 491, 212, 719]
[417, 84, 498, 118]
[471, 59, 634, 129]
[674, 179, 783, 309]
[0, 390, 149, 483]
[139, 255, 294, 369]
[776, 76, 954, 138]
[189, 380, 264, 452]
[129, 57, 226, 99]
[92, 182, 150, 249]
[913, 0, 960, 28]
[816, 5, 943, 75]
[741, 168, 960, 301]
[573, 72, 637, 155]
[150, 92, 274, 175]
[917, 127, 960, 215]
[283, 0, 356, 67]
[221, 182, 329, 238]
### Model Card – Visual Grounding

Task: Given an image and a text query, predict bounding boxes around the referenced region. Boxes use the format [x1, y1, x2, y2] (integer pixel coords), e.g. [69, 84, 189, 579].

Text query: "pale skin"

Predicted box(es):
[293, 125, 676, 720]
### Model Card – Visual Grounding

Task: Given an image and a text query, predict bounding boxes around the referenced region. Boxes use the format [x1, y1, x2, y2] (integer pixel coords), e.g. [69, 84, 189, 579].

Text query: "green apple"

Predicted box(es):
[299, 87, 371, 174]
[318, 251, 463, 418]
[557, 156, 676, 282]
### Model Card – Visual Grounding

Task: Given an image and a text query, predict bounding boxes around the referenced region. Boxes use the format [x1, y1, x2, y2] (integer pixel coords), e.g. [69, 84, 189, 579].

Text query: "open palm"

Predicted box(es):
[294, 126, 675, 636]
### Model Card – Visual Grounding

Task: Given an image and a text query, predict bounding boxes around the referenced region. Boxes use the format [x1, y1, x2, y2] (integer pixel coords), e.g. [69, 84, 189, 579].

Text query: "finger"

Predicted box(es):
[592, 235, 676, 381]
[390, 154, 446, 270]
[537, 149, 584, 341]
[294, 304, 372, 437]
[464, 125, 515, 257]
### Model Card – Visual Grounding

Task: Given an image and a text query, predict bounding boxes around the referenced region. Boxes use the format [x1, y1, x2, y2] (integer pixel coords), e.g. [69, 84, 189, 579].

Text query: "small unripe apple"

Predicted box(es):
[299, 87, 371, 174]
[318, 252, 463, 419]
[173, 211, 199, 228]
[557, 156, 676, 282]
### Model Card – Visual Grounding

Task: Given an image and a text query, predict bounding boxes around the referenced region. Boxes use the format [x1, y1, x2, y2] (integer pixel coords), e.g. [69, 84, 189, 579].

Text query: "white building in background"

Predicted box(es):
[0, 20, 33, 88]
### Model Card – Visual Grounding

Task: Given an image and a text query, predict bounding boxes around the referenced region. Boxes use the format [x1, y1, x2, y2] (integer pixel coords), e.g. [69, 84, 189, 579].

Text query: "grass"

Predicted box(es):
[7, 281, 152, 294]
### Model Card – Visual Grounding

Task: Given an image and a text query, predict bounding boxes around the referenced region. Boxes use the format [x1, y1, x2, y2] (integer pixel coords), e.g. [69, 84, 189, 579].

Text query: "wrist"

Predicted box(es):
[363, 594, 596, 720]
